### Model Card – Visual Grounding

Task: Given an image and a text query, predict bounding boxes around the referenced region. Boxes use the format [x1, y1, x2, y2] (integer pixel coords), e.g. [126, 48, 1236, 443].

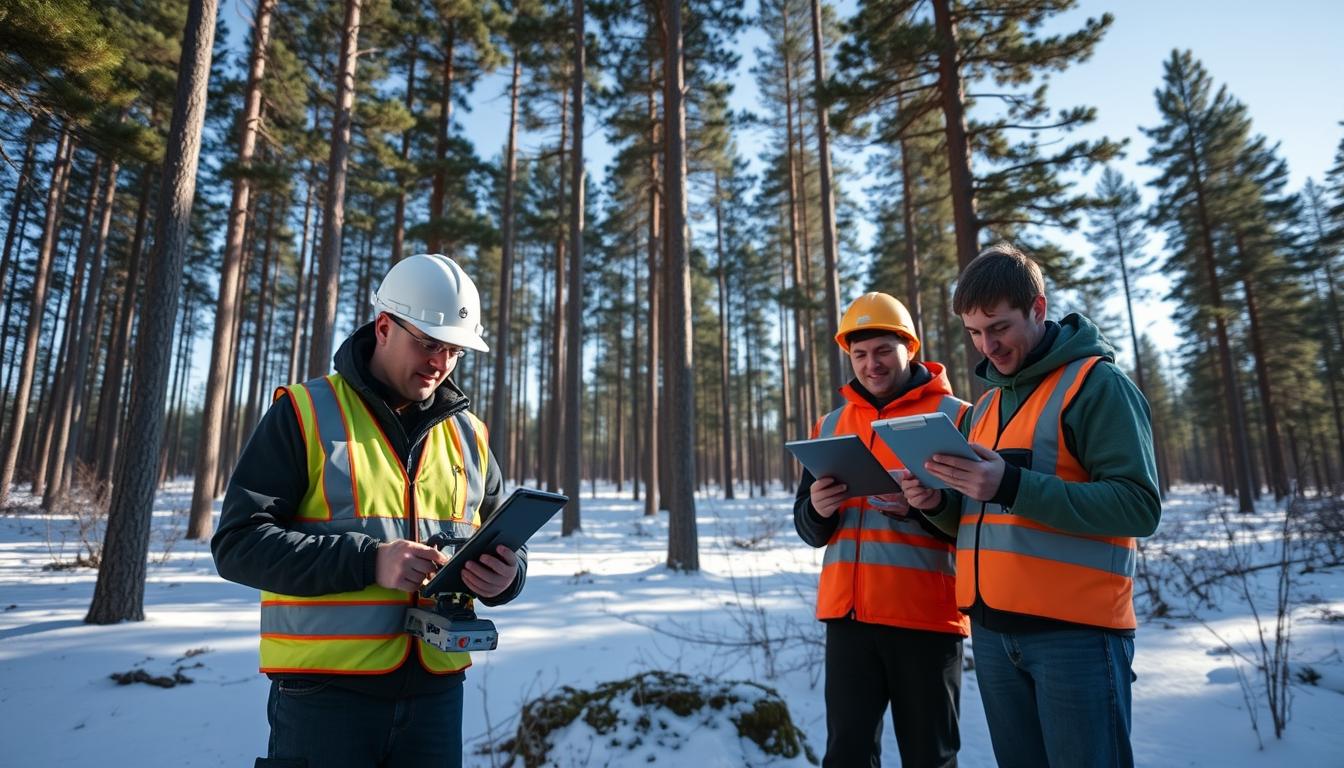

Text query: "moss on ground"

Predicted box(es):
[495, 671, 818, 767]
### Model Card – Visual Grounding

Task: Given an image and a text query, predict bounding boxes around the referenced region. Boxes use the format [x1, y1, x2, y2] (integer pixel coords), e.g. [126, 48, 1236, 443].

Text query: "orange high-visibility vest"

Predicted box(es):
[258, 374, 490, 675]
[957, 356, 1138, 630]
[813, 363, 970, 636]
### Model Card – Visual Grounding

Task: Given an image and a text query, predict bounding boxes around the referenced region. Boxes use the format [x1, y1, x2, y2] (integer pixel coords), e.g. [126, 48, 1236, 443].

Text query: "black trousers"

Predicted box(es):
[823, 618, 962, 768]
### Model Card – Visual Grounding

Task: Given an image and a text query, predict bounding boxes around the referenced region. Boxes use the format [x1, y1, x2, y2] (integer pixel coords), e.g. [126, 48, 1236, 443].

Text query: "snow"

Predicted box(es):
[1, 482, 1342, 766]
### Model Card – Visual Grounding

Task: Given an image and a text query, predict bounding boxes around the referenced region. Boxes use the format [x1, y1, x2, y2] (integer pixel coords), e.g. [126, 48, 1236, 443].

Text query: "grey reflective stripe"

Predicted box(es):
[307, 377, 356, 519]
[818, 407, 845, 438]
[936, 396, 963, 425]
[858, 540, 955, 575]
[824, 537, 954, 575]
[956, 516, 977, 551]
[261, 602, 404, 636]
[1030, 357, 1092, 476]
[291, 517, 407, 539]
[822, 538, 856, 567]
[455, 413, 485, 520]
[969, 391, 995, 432]
[978, 523, 1136, 578]
[833, 507, 862, 531]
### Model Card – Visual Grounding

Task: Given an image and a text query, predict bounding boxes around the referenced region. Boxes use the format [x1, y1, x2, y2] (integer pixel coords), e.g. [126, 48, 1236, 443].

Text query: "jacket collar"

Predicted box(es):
[333, 323, 469, 448]
[837, 361, 953, 414]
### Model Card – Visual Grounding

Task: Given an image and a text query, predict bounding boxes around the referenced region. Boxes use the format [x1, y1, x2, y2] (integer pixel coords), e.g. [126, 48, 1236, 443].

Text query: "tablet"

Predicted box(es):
[420, 487, 568, 598]
[785, 434, 900, 497]
[871, 412, 980, 490]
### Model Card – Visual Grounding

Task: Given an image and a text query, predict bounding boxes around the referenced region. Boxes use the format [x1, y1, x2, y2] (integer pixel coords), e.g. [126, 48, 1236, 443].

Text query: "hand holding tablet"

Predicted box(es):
[871, 412, 981, 491]
[420, 488, 567, 598]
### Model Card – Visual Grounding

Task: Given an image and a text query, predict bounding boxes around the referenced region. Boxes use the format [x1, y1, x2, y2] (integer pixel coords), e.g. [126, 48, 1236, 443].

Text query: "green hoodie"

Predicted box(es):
[923, 313, 1161, 539]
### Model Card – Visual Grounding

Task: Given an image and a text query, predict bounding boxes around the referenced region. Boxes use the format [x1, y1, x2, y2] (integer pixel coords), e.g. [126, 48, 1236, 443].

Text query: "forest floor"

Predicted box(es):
[1, 481, 1342, 766]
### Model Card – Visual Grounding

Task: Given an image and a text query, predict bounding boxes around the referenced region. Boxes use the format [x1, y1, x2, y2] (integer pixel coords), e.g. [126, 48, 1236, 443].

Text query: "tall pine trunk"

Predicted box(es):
[489, 49, 522, 477]
[0, 123, 38, 359]
[427, 23, 456, 255]
[0, 129, 72, 505]
[780, 30, 809, 444]
[713, 171, 734, 499]
[1174, 88, 1255, 511]
[38, 155, 104, 502]
[59, 160, 120, 498]
[88, 0, 217, 623]
[95, 169, 151, 486]
[308, 0, 362, 379]
[561, 0, 585, 534]
[896, 92, 924, 346]
[545, 91, 568, 495]
[1238, 256, 1288, 500]
[663, 0, 697, 571]
[391, 33, 417, 264]
[188, 0, 274, 538]
[628, 258, 641, 499]
[931, 0, 981, 395]
[808, 0, 843, 404]
[46, 159, 119, 506]
[643, 62, 660, 517]
[1111, 218, 1168, 496]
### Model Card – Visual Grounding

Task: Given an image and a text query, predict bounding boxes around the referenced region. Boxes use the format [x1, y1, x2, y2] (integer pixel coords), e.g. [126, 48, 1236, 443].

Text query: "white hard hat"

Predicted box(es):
[370, 253, 489, 352]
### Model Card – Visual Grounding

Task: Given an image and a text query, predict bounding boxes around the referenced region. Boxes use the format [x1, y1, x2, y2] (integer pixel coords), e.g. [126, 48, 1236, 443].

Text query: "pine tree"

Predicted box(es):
[832, 0, 1119, 389]
[88, 0, 218, 623]
[1144, 50, 1257, 511]
[188, 0, 276, 539]
[1086, 168, 1155, 390]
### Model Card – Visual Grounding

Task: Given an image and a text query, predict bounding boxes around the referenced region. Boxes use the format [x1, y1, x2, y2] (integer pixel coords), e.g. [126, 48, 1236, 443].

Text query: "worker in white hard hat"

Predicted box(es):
[213, 253, 516, 768]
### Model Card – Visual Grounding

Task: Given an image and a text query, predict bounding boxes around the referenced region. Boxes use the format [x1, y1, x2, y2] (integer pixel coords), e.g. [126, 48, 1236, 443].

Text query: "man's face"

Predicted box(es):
[961, 296, 1047, 376]
[372, 313, 462, 405]
[848, 334, 911, 400]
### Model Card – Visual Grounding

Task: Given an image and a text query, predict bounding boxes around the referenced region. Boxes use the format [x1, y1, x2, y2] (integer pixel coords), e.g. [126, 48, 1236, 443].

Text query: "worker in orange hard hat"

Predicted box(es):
[794, 291, 970, 768]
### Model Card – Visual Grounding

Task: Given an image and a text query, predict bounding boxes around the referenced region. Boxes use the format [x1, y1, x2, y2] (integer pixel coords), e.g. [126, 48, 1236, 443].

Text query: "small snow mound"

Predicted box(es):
[492, 670, 818, 767]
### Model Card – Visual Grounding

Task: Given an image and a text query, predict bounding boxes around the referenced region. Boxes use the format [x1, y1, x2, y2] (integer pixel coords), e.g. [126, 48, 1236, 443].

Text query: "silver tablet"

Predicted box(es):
[871, 412, 980, 490]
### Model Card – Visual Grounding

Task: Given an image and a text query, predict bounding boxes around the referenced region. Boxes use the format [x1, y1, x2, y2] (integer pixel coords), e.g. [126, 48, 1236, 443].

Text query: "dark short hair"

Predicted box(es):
[845, 328, 906, 349]
[952, 242, 1045, 316]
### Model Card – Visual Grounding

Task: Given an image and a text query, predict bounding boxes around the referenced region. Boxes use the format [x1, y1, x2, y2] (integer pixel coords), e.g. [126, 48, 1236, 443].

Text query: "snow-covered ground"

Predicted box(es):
[1, 482, 1341, 766]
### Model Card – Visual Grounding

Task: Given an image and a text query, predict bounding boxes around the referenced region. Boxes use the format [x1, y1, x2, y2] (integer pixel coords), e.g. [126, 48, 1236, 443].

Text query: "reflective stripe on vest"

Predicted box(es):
[957, 356, 1138, 630]
[259, 374, 489, 674]
[811, 381, 970, 636]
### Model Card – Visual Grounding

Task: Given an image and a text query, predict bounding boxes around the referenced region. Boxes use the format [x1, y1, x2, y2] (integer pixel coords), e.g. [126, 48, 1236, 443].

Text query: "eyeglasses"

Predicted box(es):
[386, 314, 466, 358]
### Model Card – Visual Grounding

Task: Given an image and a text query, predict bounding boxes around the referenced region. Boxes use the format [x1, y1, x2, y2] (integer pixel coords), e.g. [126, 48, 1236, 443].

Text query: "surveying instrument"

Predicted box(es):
[404, 532, 500, 652]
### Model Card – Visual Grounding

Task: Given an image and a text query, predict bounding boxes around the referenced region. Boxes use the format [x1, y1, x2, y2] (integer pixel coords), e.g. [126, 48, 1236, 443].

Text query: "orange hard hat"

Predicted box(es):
[835, 292, 920, 355]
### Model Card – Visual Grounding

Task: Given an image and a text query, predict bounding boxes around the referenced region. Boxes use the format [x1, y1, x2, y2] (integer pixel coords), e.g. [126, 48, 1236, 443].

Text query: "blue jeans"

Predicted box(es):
[971, 622, 1135, 768]
[259, 678, 464, 768]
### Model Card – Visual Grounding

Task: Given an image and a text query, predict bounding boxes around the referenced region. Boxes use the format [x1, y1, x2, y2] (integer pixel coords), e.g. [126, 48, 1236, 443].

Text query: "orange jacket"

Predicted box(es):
[957, 356, 1138, 630]
[810, 363, 970, 636]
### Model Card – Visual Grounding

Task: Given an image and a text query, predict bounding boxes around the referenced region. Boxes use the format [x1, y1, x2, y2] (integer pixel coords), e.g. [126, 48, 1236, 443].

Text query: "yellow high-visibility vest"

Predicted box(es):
[258, 373, 491, 675]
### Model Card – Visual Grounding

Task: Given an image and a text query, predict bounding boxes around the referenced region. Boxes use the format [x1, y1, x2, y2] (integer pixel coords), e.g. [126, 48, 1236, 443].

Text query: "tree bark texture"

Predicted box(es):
[308, 0, 362, 379]
[88, 0, 218, 623]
